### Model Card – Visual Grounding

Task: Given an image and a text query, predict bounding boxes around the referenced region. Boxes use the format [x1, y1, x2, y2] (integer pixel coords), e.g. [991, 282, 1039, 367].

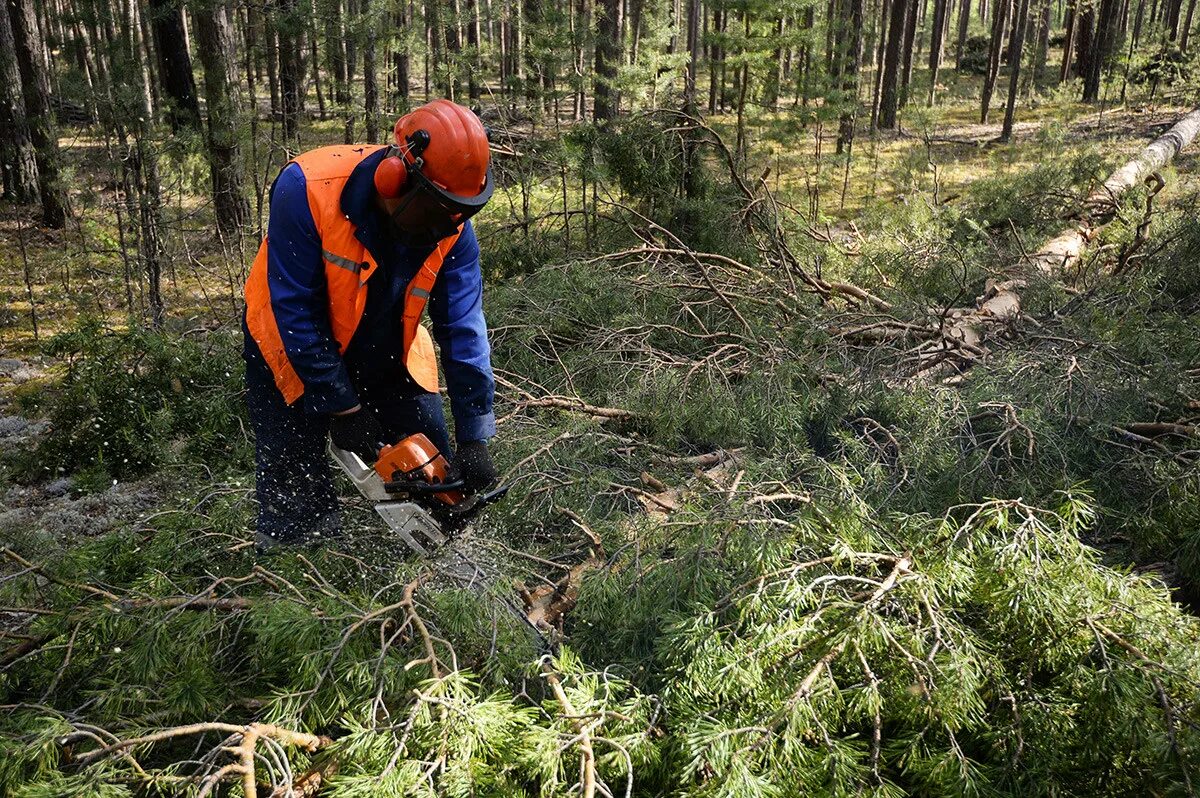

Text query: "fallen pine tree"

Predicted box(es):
[837, 106, 1200, 381]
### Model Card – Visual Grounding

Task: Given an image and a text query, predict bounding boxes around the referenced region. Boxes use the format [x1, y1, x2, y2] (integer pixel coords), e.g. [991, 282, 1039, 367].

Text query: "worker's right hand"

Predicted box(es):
[329, 407, 387, 463]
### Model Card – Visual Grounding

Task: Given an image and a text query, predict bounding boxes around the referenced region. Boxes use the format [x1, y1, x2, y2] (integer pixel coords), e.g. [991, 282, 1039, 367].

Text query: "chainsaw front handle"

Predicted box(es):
[382, 477, 467, 495]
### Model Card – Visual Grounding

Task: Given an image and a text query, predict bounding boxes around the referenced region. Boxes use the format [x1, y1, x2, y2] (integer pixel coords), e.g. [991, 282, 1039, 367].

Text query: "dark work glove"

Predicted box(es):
[329, 408, 387, 463]
[454, 440, 498, 494]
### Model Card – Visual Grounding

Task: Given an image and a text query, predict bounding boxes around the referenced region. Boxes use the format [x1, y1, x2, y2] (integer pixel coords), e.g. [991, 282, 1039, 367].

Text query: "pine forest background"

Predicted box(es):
[2, 0, 1200, 793]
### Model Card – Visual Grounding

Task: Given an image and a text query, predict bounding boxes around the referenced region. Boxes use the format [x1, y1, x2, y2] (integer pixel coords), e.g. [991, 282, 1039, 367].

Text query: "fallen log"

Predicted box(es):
[897, 106, 1200, 379]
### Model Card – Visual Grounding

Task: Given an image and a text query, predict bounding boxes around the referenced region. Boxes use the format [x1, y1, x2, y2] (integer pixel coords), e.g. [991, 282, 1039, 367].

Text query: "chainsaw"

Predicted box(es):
[329, 433, 508, 555]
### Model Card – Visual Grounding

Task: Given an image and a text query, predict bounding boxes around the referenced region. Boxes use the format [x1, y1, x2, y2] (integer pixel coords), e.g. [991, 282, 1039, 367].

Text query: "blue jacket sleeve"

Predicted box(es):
[429, 221, 496, 442]
[266, 164, 359, 414]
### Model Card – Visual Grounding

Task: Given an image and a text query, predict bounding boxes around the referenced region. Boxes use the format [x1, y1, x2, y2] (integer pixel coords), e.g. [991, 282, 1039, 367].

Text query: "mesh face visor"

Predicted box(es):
[406, 162, 494, 222]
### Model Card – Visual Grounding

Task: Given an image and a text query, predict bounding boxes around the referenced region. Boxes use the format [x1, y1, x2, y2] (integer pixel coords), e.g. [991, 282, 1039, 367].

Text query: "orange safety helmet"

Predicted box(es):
[374, 99, 493, 210]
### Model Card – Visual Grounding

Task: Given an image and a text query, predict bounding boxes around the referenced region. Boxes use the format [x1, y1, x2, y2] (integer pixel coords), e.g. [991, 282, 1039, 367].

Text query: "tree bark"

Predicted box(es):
[1000, 0, 1029, 140]
[980, 0, 1010, 122]
[929, 0, 950, 102]
[146, 0, 201, 132]
[1082, 0, 1117, 101]
[193, 0, 250, 236]
[0, 0, 38, 202]
[878, 0, 908, 128]
[594, 0, 621, 119]
[363, 0, 379, 141]
[7, 0, 69, 227]
[955, 0, 972, 67]
[1181, 0, 1197, 48]
[899, 0, 918, 105]
[838, 0, 865, 151]
[277, 0, 303, 148]
[1060, 0, 1077, 80]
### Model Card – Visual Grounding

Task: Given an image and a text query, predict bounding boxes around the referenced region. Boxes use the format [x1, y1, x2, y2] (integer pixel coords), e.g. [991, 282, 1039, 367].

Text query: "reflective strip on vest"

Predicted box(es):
[322, 249, 362, 273]
[244, 144, 464, 404]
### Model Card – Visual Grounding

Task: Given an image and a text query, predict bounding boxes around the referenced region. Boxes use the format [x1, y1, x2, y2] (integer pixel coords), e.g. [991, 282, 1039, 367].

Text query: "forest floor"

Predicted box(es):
[3, 79, 1200, 795]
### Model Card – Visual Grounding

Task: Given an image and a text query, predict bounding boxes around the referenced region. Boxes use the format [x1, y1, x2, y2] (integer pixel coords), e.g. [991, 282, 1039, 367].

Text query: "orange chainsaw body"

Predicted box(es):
[373, 433, 464, 506]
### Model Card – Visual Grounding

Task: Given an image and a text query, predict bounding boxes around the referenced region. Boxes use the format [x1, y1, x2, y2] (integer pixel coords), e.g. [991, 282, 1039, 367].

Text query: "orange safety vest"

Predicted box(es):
[244, 145, 462, 404]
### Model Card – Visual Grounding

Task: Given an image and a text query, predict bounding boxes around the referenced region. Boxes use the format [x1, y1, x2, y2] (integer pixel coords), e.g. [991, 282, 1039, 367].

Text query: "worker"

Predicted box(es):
[242, 99, 498, 551]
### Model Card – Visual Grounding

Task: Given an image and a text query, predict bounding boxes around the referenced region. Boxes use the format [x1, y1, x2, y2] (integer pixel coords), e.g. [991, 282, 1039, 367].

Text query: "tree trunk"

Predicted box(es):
[929, 0, 950, 102]
[980, 0, 1010, 122]
[192, 0, 250, 237]
[593, 0, 621, 119]
[682, 0, 701, 198]
[899, 0, 918, 105]
[870, 0, 889, 126]
[1130, 0, 1147, 46]
[573, 0, 587, 118]
[1032, 0, 1050, 83]
[0, 0, 38, 202]
[395, 0, 411, 105]
[955, 0, 972, 67]
[1181, 0, 1197, 48]
[147, 0, 201, 132]
[1000, 0, 1029, 140]
[1082, 0, 1116, 101]
[838, 0, 865, 151]
[325, 0, 349, 106]
[1060, 0, 1077, 80]
[708, 5, 721, 112]
[878, 0, 908, 128]
[467, 0, 481, 100]
[363, 0, 379, 141]
[7, 0, 69, 227]
[120, 0, 168, 326]
[278, 0, 303, 148]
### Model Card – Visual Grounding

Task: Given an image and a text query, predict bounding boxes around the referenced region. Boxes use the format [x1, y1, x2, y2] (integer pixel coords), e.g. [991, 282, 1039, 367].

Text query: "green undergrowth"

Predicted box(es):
[3, 319, 249, 488]
[3, 116, 1200, 795]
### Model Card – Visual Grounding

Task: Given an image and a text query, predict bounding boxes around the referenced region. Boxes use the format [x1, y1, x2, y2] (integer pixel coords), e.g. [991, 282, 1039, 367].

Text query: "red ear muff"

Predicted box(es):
[374, 150, 409, 199]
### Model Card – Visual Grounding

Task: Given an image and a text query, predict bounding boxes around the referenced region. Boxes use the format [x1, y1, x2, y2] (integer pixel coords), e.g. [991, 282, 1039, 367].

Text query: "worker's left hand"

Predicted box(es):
[454, 440, 498, 494]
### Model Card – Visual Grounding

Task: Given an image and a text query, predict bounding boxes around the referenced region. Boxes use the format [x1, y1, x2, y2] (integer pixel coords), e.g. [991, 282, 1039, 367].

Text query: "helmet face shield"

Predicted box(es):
[387, 145, 494, 246]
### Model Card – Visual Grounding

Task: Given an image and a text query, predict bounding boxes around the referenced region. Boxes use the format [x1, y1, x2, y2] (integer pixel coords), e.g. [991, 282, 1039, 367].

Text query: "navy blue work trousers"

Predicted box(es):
[243, 348, 451, 542]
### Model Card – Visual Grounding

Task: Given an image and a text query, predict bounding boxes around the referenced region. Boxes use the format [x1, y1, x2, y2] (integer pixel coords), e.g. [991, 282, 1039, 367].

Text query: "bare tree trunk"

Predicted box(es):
[278, 0, 303, 148]
[899, 0, 918, 105]
[1000, 0, 1029, 139]
[1032, 0, 1050, 82]
[593, 0, 621, 119]
[682, 0, 702, 197]
[7, 0, 69, 227]
[1060, 0, 1077, 80]
[467, 0, 481, 100]
[708, 5, 721, 112]
[572, 0, 587, 118]
[396, 0, 411, 106]
[1179, 0, 1196, 48]
[878, 0, 908, 127]
[871, 0, 891, 127]
[735, 10, 749, 157]
[955, 0, 972, 66]
[1082, 0, 1117, 101]
[0, 0, 38, 202]
[147, 0, 201, 131]
[363, 0, 379, 141]
[308, 0, 325, 120]
[929, 0, 950, 101]
[980, 0, 1010, 122]
[120, 0, 168, 326]
[192, 0, 249, 237]
[838, 0, 865, 151]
